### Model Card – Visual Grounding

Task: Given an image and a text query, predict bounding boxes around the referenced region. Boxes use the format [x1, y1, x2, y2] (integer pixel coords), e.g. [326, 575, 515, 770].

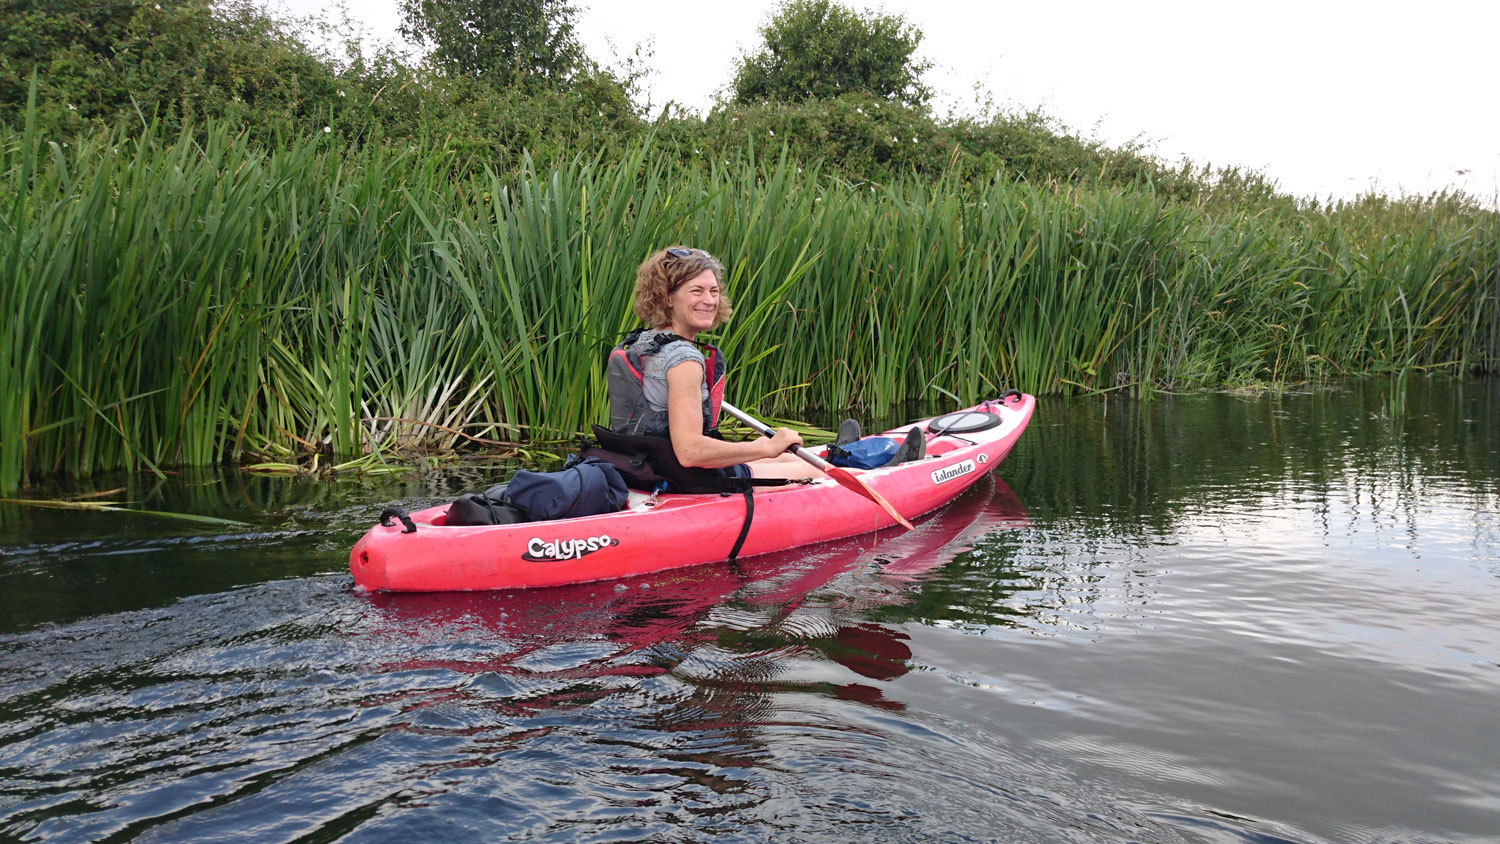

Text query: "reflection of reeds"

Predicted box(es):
[0, 490, 248, 526]
[2, 111, 1495, 493]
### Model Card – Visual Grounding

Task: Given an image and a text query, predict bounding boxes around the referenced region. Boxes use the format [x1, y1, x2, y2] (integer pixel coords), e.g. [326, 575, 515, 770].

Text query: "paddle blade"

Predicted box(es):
[823, 465, 915, 531]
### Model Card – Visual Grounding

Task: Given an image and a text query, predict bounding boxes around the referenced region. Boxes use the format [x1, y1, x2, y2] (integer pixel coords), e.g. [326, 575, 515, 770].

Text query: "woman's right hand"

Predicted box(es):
[766, 426, 803, 456]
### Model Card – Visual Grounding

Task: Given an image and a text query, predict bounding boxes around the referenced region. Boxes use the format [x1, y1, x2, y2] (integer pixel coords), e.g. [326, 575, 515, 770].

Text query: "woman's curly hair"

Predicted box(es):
[633, 247, 733, 329]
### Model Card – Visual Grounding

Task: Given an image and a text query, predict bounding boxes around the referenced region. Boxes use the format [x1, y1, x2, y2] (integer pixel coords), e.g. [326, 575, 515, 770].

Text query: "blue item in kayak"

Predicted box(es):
[826, 437, 899, 469]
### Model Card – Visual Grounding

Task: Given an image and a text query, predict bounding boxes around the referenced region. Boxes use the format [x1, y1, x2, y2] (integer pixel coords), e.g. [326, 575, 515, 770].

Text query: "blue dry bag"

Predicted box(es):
[826, 437, 899, 470]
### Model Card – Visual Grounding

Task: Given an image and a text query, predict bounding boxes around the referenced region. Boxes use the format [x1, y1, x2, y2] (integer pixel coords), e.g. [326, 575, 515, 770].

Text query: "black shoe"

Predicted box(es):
[835, 418, 862, 447]
[885, 428, 925, 466]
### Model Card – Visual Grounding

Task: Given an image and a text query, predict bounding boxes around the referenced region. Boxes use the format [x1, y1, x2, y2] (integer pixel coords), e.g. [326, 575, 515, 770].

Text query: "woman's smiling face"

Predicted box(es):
[667, 270, 721, 337]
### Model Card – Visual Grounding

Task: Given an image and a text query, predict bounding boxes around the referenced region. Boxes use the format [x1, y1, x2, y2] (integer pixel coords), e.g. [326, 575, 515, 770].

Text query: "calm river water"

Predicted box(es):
[1, 379, 1496, 843]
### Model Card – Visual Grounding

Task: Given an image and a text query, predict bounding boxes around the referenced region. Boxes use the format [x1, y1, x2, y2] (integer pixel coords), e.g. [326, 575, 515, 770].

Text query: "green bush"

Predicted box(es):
[731, 0, 931, 108]
[0, 0, 1341, 207]
[0, 0, 344, 137]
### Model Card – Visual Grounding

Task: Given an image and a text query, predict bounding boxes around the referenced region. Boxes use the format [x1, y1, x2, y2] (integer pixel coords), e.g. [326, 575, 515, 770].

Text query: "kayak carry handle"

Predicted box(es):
[1000, 389, 1022, 403]
[379, 508, 417, 534]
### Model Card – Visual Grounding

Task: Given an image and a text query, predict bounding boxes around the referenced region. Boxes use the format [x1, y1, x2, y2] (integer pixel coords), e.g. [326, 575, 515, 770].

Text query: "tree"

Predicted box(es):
[730, 0, 932, 108]
[0, 0, 339, 135]
[398, 0, 587, 89]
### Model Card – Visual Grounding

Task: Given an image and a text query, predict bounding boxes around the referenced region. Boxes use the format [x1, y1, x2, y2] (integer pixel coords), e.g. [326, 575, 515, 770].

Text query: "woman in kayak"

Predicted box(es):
[608, 246, 823, 481]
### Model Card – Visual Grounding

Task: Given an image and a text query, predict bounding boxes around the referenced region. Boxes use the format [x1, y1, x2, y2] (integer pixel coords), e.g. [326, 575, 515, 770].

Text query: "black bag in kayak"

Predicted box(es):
[503, 455, 629, 521]
[443, 456, 629, 526]
[445, 483, 530, 526]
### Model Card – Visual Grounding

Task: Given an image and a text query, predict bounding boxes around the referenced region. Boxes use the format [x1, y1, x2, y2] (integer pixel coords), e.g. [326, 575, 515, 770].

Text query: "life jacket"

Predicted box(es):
[607, 329, 725, 437]
[595, 329, 801, 561]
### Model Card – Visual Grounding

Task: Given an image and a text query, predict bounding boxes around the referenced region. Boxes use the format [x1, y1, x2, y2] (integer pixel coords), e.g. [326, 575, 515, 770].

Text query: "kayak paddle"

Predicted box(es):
[719, 401, 914, 531]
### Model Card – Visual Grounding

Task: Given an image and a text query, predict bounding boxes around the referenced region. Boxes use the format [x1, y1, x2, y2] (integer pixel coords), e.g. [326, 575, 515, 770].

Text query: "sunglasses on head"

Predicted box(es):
[666, 247, 699, 258]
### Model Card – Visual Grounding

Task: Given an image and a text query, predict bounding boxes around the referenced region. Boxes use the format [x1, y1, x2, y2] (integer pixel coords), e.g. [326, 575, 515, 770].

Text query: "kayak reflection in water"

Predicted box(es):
[606, 246, 822, 482]
[365, 477, 1030, 713]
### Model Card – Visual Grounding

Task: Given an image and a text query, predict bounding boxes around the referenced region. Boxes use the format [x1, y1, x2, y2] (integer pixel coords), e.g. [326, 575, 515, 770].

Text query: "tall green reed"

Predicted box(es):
[1, 118, 1495, 493]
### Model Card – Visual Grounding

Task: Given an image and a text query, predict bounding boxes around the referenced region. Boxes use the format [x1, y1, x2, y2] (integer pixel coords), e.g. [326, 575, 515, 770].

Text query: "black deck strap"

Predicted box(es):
[728, 483, 755, 561]
[724, 478, 812, 561]
[379, 508, 417, 533]
[743, 477, 797, 487]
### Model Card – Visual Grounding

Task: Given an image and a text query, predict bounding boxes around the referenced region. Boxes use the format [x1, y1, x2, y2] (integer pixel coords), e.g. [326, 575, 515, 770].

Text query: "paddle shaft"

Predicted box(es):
[719, 401, 914, 530]
[719, 401, 832, 469]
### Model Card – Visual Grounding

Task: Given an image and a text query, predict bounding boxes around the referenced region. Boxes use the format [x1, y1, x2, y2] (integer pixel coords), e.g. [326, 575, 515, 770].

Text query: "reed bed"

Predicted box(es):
[1, 117, 1495, 492]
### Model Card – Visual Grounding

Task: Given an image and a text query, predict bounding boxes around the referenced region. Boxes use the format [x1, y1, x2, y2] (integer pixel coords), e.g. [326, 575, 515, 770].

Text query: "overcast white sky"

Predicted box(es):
[276, 0, 1498, 203]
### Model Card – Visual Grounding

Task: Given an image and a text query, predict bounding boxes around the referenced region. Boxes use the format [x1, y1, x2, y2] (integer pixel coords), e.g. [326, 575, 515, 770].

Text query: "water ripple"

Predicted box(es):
[4, 385, 1500, 843]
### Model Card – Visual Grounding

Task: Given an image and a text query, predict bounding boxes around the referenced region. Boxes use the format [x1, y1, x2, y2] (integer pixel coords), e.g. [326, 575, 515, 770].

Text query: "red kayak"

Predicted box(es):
[350, 393, 1034, 592]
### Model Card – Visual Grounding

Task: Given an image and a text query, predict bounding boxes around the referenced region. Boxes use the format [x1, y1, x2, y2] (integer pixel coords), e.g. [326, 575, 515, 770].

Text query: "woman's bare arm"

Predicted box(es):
[664, 361, 801, 468]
